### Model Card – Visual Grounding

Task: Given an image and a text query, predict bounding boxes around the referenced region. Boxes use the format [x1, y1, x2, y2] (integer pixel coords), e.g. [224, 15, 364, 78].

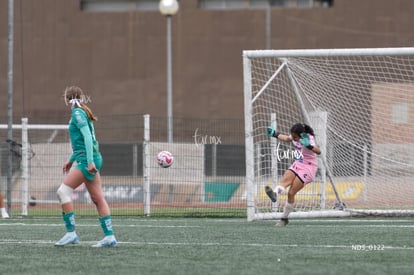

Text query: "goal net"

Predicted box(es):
[243, 47, 414, 221]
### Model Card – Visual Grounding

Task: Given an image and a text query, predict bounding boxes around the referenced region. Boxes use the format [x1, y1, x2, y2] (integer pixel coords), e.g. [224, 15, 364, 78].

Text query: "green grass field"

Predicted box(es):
[1, 217, 413, 275]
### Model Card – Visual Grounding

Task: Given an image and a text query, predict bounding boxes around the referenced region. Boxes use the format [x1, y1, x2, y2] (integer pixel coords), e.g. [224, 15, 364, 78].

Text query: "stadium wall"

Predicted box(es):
[0, 0, 413, 123]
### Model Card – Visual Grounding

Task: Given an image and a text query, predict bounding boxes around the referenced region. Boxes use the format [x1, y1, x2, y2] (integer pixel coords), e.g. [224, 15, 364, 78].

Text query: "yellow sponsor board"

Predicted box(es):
[259, 181, 364, 201]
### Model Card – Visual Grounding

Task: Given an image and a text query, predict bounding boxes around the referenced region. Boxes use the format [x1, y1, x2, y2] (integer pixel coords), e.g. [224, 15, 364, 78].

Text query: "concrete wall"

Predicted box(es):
[0, 0, 413, 121]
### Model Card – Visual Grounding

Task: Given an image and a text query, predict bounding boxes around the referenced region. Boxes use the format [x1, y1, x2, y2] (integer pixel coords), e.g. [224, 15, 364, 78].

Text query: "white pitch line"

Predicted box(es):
[1, 219, 413, 229]
[294, 219, 414, 223]
[0, 239, 413, 250]
[303, 224, 414, 228]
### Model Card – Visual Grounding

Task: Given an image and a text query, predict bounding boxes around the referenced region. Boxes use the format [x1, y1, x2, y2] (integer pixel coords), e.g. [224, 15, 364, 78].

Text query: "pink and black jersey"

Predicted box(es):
[288, 134, 318, 184]
[289, 134, 317, 166]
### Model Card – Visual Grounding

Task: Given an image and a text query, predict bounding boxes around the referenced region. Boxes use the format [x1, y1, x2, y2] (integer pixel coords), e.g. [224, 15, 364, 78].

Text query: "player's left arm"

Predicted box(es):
[309, 143, 321, 155]
[79, 126, 94, 165]
[300, 133, 321, 155]
[73, 109, 94, 165]
[80, 126, 98, 174]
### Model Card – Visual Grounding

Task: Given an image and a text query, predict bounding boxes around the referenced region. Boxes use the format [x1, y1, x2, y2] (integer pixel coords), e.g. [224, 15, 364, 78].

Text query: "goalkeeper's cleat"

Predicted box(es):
[54, 232, 79, 246]
[265, 186, 277, 203]
[92, 235, 117, 248]
[275, 218, 289, 227]
[2, 212, 9, 219]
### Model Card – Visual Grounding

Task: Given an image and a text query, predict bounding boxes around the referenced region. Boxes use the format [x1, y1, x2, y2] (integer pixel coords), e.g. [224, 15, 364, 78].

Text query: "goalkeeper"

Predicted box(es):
[265, 123, 321, 227]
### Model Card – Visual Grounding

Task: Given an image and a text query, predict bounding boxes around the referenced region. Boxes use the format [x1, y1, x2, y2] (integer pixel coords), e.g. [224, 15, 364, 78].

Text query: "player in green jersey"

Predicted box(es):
[55, 86, 117, 247]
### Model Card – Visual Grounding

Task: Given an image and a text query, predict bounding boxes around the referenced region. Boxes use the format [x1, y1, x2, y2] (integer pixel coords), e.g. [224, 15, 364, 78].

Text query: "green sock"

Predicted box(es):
[62, 212, 75, 232]
[99, 215, 114, 236]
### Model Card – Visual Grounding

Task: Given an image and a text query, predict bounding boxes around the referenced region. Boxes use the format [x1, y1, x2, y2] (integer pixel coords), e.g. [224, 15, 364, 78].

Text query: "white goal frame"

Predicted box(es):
[243, 47, 414, 221]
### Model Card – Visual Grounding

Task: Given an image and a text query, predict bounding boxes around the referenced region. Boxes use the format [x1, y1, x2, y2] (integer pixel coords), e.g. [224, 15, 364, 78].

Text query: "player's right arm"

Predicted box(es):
[62, 161, 73, 174]
[276, 133, 291, 142]
[267, 126, 291, 142]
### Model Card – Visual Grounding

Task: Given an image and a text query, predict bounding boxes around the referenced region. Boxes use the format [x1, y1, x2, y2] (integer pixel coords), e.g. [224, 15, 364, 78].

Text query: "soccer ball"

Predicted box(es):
[157, 150, 174, 168]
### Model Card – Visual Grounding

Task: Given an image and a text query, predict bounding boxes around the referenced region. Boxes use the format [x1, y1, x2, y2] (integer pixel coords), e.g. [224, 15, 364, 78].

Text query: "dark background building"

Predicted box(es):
[0, 0, 413, 122]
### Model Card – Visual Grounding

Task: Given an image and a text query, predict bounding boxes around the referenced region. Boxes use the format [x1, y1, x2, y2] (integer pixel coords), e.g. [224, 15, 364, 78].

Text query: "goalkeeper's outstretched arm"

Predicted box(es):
[267, 125, 321, 154]
[267, 126, 291, 142]
[275, 133, 291, 142]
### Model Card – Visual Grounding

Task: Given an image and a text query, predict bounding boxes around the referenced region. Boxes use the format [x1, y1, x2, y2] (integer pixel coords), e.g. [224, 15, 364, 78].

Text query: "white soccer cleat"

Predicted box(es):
[54, 232, 79, 246]
[2, 212, 9, 219]
[92, 235, 117, 248]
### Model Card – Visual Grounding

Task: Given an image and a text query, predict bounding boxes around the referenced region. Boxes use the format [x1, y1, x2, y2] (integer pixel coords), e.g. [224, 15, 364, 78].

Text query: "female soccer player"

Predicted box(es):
[265, 123, 321, 227]
[55, 86, 117, 247]
[0, 193, 9, 218]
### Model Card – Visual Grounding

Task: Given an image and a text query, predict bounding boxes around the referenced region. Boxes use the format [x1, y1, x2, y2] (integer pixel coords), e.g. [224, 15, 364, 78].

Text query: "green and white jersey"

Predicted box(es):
[68, 107, 99, 164]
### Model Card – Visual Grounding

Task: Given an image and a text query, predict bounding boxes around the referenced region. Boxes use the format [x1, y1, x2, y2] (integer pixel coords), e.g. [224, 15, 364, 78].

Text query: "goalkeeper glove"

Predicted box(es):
[300, 133, 314, 150]
[267, 126, 275, 137]
[267, 126, 280, 138]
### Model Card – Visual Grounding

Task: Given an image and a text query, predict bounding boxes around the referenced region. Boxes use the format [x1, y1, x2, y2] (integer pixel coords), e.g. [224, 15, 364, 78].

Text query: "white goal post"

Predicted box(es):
[243, 47, 414, 221]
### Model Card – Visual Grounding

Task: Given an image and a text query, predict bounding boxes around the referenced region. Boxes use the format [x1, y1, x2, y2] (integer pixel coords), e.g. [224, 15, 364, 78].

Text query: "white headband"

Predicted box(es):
[69, 98, 82, 108]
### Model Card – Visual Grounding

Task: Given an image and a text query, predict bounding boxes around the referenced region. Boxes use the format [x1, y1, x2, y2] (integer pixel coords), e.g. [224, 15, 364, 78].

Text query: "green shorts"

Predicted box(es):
[75, 153, 103, 181]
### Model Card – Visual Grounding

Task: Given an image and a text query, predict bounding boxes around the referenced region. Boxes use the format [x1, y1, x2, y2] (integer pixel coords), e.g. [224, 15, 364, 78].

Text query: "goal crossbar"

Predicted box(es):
[244, 47, 414, 58]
